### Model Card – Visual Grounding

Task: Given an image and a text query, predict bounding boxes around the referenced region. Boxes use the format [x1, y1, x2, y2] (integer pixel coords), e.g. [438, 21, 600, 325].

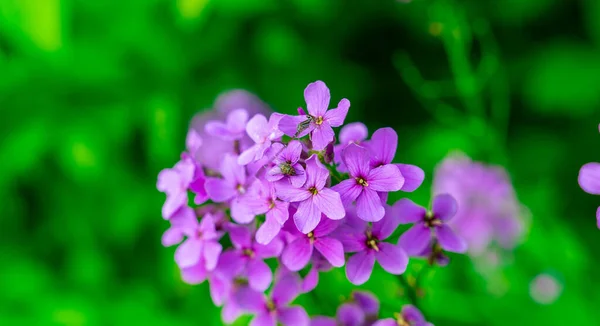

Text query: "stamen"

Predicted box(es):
[236, 184, 246, 194]
[356, 177, 369, 187]
[309, 187, 319, 195]
[242, 249, 255, 258]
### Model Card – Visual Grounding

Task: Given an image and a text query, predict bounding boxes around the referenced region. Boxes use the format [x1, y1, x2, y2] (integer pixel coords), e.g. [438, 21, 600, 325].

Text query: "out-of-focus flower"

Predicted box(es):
[205, 108, 249, 141]
[157, 155, 207, 219]
[311, 290, 380, 326]
[333, 143, 404, 222]
[373, 305, 432, 326]
[279, 81, 350, 150]
[237, 274, 310, 326]
[276, 155, 345, 233]
[397, 194, 467, 255]
[578, 161, 600, 229]
[529, 273, 563, 305]
[433, 153, 525, 256]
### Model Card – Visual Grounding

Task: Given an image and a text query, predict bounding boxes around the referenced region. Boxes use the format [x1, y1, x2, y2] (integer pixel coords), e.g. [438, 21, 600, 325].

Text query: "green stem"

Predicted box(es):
[397, 274, 419, 308]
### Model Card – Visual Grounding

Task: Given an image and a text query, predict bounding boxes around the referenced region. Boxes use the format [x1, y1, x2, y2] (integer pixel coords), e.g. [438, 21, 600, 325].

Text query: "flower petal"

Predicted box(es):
[375, 243, 408, 275]
[398, 224, 431, 255]
[396, 164, 425, 192]
[310, 317, 337, 326]
[279, 306, 310, 326]
[251, 313, 276, 326]
[435, 224, 467, 253]
[314, 237, 345, 267]
[162, 191, 188, 219]
[332, 179, 363, 207]
[238, 144, 261, 165]
[180, 261, 207, 284]
[295, 199, 322, 234]
[324, 98, 350, 127]
[290, 164, 308, 188]
[205, 177, 236, 202]
[175, 239, 203, 268]
[203, 240, 222, 270]
[305, 155, 330, 190]
[356, 189, 386, 222]
[337, 303, 364, 326]
[313, 218, 342, 237]
[597, 206, 600, 229]
[368, 127, 397, 166]
[247, 258, 273, 292]
[302, 266, 319, 293]
[346, 251, 376, 285]
[371, 205, 400, 240]
[283, 140, 304, 163]
[372, 319, 398, 326]
[231, 198, 256, 224]
[314, 188, 346, 220]
[432, 194, 458, 221]
[281, 236, 313, 271]
[352, 291, 380, 316]
[394, 198, 426, 224]
[311, 123, 335, 151]
[276, 183, 311, 202]
[304, 80, 331, 117]
[579, 162, 600, 195]
[368, 164, 404, 192]
[226, 108, 249, 133]
[342, 143, 371, 178]
[205, 121, 234, 140]
[257, 216, 283, 245]
[220, 154, 246, 185]
[279, 114, 314, 137]
[272, 273, 302, 305]
[228, 224, 253, 248]
[246, 114, 268, 144]
[157, 168, 180, 194]
[339, 122, 368, 145]
[209, 273, 231, 306]
[402, 305, 426, 323]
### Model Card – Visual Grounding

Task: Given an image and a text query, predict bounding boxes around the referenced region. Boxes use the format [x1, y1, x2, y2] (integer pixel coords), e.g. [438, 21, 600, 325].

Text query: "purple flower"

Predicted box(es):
[578, 162, 600, 228]
[373, 305, 431, 326]
[157, 155, 207, 219]
[281, 217, 345, 271]
[162, 207, 223, 270]
[279, 81, 350, 150]
[333, 144, 404, 222]
[311, 303, 365, 326]
[220, 225, 283, 291]
[236, 274, 309, 326]
[433, 153, 523, 255]
[205, 108, 249, 141]
[311, 290, 379, 326]
[334, 122, 368, 172]
[337, 206, 408, 285]
[239, 179, 290, 245]
[367, 128, 425, 192]
[205, 154, 255, 223]
[238, 113, 284, 165]
[267, 140, 307, 188]
[397, 194, 467, 255]
[276, 155, 345, 233]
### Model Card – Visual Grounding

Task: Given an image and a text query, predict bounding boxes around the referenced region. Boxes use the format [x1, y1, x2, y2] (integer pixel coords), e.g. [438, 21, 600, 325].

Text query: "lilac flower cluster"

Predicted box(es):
[157, 82, 467, 325]
[432, 153, 525, 257]
[578, 124, 600, 229]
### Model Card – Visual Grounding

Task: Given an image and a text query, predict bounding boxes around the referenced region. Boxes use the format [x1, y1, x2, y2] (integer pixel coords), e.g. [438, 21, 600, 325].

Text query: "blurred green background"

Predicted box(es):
[2, 0, 600, 325]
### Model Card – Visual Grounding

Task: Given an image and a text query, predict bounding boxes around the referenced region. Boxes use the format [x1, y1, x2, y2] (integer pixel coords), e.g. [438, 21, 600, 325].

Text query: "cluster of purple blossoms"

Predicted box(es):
[157, 81, 467, 325]
[432, 153, 525, 257]
[578, 124, 600, 229]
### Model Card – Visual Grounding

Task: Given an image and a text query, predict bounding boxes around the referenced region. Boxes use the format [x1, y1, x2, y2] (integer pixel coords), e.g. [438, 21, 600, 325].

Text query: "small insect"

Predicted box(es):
[279, 162, 296, 176]
[294, 115, 314, 138]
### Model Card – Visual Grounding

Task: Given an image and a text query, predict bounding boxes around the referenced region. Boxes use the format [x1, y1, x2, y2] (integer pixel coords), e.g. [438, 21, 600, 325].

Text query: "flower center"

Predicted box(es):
[307, 231, 316, 243]
[424, 211, 441, 228]
[236, 184, 246, 194]
[314, 116, 324, 125]
[393, 312, 410, 326]
[356, 177, 369, 187]
[242, 248, 255, 258]
[366, 232, 380, 252]
[266, 299, 277, 312]
[309, 187, 319, 195]
[268, 199, 276, 209]
[279, 162, 296, 176]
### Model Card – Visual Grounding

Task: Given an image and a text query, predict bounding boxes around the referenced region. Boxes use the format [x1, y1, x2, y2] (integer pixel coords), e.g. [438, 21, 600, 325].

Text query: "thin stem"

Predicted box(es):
[397, 274, 419, 308]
